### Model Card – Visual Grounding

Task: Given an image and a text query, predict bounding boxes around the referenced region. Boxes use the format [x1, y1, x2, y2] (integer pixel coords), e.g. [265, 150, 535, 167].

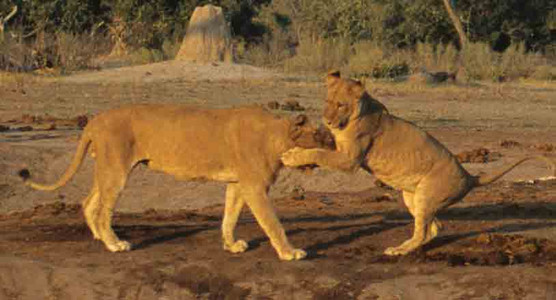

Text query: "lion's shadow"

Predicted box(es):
[116, 201, 556, 255]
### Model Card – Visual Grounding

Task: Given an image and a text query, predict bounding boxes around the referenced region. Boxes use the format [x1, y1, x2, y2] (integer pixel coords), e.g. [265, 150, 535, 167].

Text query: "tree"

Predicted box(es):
[442, 0, 466, 48]
[0, 5, 17, 42]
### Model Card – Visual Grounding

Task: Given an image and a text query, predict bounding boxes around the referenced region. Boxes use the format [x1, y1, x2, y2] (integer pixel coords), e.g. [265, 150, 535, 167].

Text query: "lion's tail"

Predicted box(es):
[19, 132, 92, 191]
[474, 155, 555, 187]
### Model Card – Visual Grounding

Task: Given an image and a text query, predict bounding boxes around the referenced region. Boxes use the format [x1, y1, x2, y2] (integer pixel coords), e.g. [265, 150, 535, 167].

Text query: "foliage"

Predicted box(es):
[0, 0, 553, 52]
[0, 0, 553, 78]
[457, 0, 555, 52]
[257, 0, 554, 52]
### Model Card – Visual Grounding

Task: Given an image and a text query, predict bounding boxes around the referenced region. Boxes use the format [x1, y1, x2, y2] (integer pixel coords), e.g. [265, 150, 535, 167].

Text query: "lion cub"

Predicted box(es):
[19, 105, 331, 261]
[282, 71, 554, 256]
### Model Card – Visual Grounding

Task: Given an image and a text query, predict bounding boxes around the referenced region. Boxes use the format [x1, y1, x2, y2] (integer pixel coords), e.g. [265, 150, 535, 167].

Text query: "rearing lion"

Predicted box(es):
[282, 71, 555, 256]
[19, 104, 331, 260]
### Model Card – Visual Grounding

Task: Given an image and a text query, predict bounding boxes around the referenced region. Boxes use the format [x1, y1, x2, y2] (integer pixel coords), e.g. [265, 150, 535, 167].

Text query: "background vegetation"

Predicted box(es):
[0, 0, 554, 80]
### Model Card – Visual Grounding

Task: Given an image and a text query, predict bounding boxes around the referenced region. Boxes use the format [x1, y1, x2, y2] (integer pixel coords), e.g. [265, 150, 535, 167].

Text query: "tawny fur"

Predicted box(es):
[20, 104, 328, 261]
[282, 71, 555, 256]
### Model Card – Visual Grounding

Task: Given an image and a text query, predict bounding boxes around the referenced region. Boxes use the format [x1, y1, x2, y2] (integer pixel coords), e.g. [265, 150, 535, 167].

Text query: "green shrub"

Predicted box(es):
[129, 47, 164, 65]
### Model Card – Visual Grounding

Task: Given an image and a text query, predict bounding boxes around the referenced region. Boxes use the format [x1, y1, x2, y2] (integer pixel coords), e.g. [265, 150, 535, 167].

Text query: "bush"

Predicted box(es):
[0, 30, 111, 72]
[460, 42, 549, 81]
[0, 36, 34, 71]
[413, 42, 458, 72]
[239, 32, 293, 67]
[348, 42, 411, 79]
[55, 32, 111, 72]
[129, 47, 164, 65]
[283, 37, 350, 73]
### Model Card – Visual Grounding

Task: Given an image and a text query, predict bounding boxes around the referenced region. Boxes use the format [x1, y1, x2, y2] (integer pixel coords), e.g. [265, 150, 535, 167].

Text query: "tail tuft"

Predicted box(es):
[18, 169, 31, 181]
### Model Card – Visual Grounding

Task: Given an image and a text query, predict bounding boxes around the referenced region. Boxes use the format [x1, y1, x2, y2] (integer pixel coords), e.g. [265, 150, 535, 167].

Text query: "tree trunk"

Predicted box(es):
[0, 6, 18, 42]
[442, 0, 467, 49]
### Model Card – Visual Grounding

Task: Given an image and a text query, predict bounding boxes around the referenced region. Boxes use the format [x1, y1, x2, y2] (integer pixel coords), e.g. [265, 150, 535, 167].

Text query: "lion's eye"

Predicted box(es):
[337, 103, 346, 108]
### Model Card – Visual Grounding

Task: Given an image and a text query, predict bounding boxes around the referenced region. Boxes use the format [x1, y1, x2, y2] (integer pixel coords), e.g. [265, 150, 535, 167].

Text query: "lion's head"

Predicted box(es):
[323, 71, 387, 132]
[289, 114, 335, 150]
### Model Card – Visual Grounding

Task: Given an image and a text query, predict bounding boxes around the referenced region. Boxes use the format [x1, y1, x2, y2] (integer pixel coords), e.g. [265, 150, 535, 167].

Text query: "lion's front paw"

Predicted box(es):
[224, 240, 249, 254]
[279, 248, 307, 261]
[106, 240, 132, 252]
[384, 246, 409, 256]
[281, 147, 312, 167]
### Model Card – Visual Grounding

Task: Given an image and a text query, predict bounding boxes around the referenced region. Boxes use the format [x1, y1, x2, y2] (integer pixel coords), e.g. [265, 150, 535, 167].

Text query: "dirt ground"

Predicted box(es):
[0, 61, 555, 299]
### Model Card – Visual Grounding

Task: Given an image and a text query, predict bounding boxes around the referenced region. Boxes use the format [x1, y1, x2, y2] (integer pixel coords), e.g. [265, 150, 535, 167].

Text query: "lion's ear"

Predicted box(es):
[293, 114, 308, 126]
[326, 70, 341, 87]
[289, 114, 307, 141]
[327, 70, 341, 78]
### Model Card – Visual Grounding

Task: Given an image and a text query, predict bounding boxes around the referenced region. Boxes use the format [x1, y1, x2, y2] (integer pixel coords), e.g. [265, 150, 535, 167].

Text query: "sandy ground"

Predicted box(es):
[0, 61, 555, 299]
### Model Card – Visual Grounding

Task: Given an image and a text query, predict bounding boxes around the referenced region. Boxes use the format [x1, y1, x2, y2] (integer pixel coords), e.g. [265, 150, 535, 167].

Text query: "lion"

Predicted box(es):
[281, 71, 555, 256]
[19, 104, 332, 261]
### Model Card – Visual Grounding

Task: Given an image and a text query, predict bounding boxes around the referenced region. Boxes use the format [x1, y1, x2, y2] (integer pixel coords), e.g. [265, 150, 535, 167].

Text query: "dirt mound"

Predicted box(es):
[175, 5, 233, 62]
[456, 147, 501, 163]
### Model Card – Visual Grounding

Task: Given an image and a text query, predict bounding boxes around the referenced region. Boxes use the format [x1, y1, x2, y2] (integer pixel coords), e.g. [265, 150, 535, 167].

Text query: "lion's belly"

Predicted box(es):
[147, 159, 239, 182]
[366, 149, 435, 191]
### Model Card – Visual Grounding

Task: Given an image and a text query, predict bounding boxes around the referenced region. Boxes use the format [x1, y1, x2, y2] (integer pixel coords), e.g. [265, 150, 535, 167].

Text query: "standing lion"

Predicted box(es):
[20, 105, 331, 260]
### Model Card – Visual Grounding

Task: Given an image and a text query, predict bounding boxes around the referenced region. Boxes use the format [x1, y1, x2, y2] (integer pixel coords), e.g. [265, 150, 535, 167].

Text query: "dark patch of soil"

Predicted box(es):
[172, 265, 251, 299]
[1, 113, 89, 132]
[533, 143, 555, 152]
[423, 233, 556, 266]
[500, 139, 522, 148]
[456, 147, 502, 163]
[267, 100, 306, 112]
[0, 173, 554, 298]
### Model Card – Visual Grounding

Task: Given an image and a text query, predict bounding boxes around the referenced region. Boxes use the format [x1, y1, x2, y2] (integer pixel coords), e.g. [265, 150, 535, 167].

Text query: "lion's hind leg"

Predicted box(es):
[82, 179, 101, 240]
[222, 183, 248, 254]
[384, 190, 439, 256]
[398, 191, 442, 245]
[94, 161, 132, 252]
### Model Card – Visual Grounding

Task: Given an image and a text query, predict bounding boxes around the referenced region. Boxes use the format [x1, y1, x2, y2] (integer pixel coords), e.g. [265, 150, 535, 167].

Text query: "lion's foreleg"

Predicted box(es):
[282, 148, 359, 172]
[222, 183, 248, 253]
[241, 185, 306, 261]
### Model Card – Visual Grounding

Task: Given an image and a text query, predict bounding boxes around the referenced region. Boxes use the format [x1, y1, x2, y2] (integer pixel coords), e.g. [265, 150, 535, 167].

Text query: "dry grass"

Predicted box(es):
[1, 30, 553, 83]
[283, 38, 351, 73]
[244, 36, 553, 82]
[0, 31, 184, 73]
[237, 32, 293, 68]
[0, 71, 48, 90]
[0, 32, 111, 73]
